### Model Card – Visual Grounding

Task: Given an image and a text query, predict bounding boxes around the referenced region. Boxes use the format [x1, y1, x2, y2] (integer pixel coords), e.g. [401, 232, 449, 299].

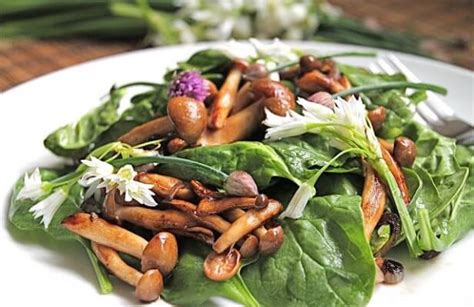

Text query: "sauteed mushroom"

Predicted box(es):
[368, 106, 386, 131]
[167, 137, 188, 154]
[62, 212, 147, 259]
[190, 180, 224, 199]
[119, 116, 174, 145]
[380, 144, 411, 204]
[374, 212, 401, 257]
[393, 136, 417, 167]
[224, 208, 284, 255]
[249, 78, 296, 116]
[141, 232, 178, 275]
[196, 196, 267, 216]
[213, 200, 283, 253]
[208, 59, 248, 129]
[296, 70, 345, 94]
[203, 249, 241, 281]
[137, 173, 194, 200]
[167, 96, 207, 144]
[361, 163, 387, 239]
[92, 242, 164, 302]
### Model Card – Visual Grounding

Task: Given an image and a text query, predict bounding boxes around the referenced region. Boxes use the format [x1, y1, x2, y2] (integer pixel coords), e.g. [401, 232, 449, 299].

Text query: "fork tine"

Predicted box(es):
[368, 63, 382, 74]
[456, 129, 474, 145]
[387, 54, 455, 118]
[375, 58, 439, 126]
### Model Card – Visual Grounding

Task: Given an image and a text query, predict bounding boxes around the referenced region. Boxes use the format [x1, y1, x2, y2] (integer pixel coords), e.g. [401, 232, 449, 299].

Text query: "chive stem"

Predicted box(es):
[332, 81, 447, 97]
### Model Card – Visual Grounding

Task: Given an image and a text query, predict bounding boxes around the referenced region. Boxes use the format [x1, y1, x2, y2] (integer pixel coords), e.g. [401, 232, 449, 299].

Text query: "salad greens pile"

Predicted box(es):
[9, 43, 473, 306]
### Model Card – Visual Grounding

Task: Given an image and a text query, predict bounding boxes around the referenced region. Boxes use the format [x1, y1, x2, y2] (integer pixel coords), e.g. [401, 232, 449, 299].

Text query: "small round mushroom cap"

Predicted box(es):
[203, 249, 241, 281]
[135, 269, 163, 302]
[167, 96, 207, 143]
[141, 232, 178, 275]
[239, 235, 259, 258]
[258, 225, 284, 255]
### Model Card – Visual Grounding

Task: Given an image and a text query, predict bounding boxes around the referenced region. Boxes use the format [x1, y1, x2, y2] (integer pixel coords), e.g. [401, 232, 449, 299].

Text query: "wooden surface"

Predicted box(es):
[0, 0, 472, 92]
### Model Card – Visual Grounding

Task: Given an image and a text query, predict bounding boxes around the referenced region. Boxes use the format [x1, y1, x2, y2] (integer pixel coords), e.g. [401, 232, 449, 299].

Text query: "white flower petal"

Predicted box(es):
[16, 168, 44, 201]
[29, 188, 68, 228]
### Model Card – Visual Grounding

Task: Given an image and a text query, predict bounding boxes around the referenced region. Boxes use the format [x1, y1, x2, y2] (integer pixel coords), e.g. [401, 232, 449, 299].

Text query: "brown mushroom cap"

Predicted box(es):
[393, 136, 417, 167]
[135, 269, 164, 302]
[239, 234, 259, 258]
[258, 225, 284, 256]
[250, 79, 296, 116]
[118, 116, 175, 146]
[167, 96, 207, 143]
[141, 232, 178, 275]
[203, 249, 241, 281]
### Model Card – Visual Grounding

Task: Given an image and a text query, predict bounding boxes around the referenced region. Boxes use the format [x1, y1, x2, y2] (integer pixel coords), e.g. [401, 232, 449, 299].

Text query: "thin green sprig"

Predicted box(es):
[332, 81, 447, 97]
[268, 51, 376, 73]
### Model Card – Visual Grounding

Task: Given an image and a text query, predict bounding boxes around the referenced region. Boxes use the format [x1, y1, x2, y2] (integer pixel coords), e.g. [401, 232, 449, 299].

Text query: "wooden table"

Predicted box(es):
[1, 0, 472, 92]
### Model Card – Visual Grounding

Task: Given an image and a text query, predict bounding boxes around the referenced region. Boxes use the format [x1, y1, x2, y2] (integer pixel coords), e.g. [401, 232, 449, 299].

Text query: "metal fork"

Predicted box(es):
[369, 54, 473, 144]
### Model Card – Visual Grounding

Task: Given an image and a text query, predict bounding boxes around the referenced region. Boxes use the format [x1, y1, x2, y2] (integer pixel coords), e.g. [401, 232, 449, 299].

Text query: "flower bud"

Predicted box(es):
[307, 91, 335, 109]
[224, 171, 258, 197]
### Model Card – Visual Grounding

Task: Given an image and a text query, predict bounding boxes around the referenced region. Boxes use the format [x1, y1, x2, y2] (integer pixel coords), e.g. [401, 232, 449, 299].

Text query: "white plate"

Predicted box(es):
[0, 41, 473, 307]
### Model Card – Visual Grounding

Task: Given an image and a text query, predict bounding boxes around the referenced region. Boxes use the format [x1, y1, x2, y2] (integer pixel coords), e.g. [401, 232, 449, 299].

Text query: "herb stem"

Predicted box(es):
[332, 81, 447, 97]
[80, 239, 113, 294]
[268, 51, 376, 73]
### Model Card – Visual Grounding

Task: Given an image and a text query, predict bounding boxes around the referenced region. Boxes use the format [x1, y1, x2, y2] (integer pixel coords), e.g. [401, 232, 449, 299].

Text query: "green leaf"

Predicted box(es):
[241, 195, 375, 306]
[172, 141, 301, 187]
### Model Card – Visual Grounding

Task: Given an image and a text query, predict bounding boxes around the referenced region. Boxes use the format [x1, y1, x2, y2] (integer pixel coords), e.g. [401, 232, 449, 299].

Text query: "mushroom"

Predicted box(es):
[379, 259, 404, 284]
[374, 211, 401, 257]
[196, 196, 267, 216]
[190, 180, 224, 199]
[279, 65, 300, 80]
[167, 96, 208, 144]
[203, 79, 218, 105]
[296, 70, 345, 94]
[197, 99, 265, 146]
[92, 242, 163, 302]
[203, 249, 241, 281]
[338, 75, 351, 90]
[136, 172, 195, 200]
[167, 137, 188, 154]
[141, 232, 178, 275]
[238, 234, 259, 258]
[249, 78, 296, 116]
[118, 116, 174, 146]
[208, 59, 248, 129]
[224, 208, 284, 255]
[213, 199, 283, 253]
[232, 82, 254, 115]
[361, 162, 387, 239]
[170, 226, 215, 245]
[379, 138, 394, 153]
[380, 144, 411, 204]
[62, 212, 147, 259]
[368, 106, 386, 131]
[243, 63, 268, 81]
[393, 136, 417, 167]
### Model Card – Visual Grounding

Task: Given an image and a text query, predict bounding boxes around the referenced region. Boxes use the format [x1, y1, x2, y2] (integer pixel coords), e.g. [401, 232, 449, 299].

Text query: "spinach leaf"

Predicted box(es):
[241, 195, 375, 306]
[268, 135, 360, 181]
[171, 141, 301, 187]
[9, 169, 113, 293]
[162, 241, 259, 307]
[44, 84, 169, 159]
[164, 49, 232, 84]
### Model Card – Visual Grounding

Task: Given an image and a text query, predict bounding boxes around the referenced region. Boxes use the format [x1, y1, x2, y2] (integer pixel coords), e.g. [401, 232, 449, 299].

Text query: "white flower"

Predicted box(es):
[264, 95, 382, 160]
[79, 157, 114, 198]
[250, 38, 299, 65]
[16, 168, 45, 201]
[104, 165, 157, 207]
[29, 188, 68, 228]
[129, 148, 159, 157]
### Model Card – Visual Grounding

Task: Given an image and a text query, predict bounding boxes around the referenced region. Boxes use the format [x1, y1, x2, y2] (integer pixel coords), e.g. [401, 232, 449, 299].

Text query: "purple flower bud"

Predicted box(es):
[307, 91, 335, 109]
[169, 71, 209, 102]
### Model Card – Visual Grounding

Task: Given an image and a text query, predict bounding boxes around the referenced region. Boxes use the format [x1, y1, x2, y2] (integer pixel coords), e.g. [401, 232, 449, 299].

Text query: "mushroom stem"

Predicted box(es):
[190, 180, 224, 199]
[91, 242, 143, 286]
[62, 212, 147, 259]
[137, 172, 195, 200]
[380, 144, 411, 204]
[361, 162, 387, 239]
[119, 116, 174, 145]
[213, 200, 283, 254]
[208, 60, 247, 129]
[225, 208, 284, 255]
[197, 99, 264, 146]
[232, 82, 254, 115]
[379, 138, 394, 153]
[196, 197, 265, 216]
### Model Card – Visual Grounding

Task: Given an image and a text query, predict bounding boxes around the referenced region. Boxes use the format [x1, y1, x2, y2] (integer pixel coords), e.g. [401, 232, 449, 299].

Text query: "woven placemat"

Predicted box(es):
[0, 0, 472, 92]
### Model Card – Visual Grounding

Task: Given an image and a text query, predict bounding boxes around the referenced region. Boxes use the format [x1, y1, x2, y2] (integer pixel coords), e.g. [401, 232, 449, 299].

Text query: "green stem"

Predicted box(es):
[268, 51, 376, 73]
[332, 81, 447, 97]
[226, 274, 260, 307]
[115, 81, 162, 90]
[80, 239, 113, 294]
[372, 159, 422, 256]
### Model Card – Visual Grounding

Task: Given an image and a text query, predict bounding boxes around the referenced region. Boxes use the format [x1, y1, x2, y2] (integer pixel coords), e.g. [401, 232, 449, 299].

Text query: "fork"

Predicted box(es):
[369, 54, 473, 144]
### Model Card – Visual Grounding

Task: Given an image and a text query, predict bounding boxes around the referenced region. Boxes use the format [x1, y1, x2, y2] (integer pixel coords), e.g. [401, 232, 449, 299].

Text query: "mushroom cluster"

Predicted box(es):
[62, 169, 284, 302]
[118, 58, 296, 150]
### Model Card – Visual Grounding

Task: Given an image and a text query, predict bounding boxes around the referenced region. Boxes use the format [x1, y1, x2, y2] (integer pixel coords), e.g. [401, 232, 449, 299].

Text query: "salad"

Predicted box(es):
[9, 39, 473, 306]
